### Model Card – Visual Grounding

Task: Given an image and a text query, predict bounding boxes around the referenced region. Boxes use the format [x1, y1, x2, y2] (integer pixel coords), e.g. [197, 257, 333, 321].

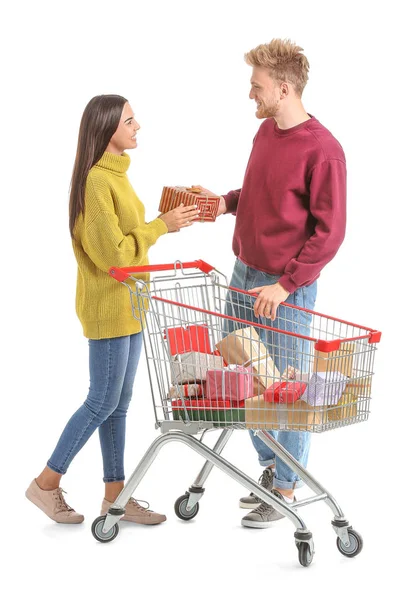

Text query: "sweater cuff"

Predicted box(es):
[145, 217, 168, 244]
[279, 274, 298, 295]
[223, 192, 238, 214]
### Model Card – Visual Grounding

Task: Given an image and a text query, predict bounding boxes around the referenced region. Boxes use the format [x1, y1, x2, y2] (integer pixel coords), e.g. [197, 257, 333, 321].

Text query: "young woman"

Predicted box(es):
[26, 95, 199, 525]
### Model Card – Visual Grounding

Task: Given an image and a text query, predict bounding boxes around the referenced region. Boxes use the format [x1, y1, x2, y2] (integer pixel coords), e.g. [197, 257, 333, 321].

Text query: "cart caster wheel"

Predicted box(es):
[174, 493, 200, 521]
[297, 542, 314, 567]
[91, 516, 119, 543]
[336, 528, 363, 557]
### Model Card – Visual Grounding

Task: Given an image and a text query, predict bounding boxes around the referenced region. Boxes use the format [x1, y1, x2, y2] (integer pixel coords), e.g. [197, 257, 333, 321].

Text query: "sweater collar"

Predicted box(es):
[272, 114, 316, 136]
[96, 152, 130, 173]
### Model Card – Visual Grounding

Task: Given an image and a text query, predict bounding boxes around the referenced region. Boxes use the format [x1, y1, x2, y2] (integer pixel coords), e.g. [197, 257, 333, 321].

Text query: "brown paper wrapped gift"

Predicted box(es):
[313, 342, 356, 378]
[216, 326, 280, 395]
[245, 395, 327, 431]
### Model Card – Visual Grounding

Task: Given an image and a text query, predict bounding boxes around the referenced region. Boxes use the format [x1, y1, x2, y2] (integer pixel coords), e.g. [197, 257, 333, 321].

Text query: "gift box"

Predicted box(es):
[169, 383, 206, 399]
[159, 186, 220, 222]
[263, 381, 307, 404]
[206, 365, 254, 404]
[300, 371, 348, 407]
[245, 395, 327, 431]
[172, 398, 245, 424]
[171, 352, 224, 384]
[281, 366, 300, 380]
[327, 390, 358, 422]
[313, 342, 356, 377]
[164, 324, 212, 355]
[345, 376, 372, 397]
[216, 326, 280, 395]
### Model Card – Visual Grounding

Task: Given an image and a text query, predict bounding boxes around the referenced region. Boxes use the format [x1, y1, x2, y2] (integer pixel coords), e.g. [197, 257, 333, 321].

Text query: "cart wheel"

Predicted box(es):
[336, 528, 363, 557]
[91, 516, 119, 543]
[174, 493, 200, 521]
[297, 542, 314, 567]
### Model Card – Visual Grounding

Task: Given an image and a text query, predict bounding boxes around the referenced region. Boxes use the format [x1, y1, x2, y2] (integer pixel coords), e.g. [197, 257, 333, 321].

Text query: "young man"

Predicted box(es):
[207, 38, 346, 528]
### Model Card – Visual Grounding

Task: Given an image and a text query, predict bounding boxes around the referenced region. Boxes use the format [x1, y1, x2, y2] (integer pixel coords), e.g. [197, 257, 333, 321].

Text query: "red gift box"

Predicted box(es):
[263, 381, 307, 404]
[159, 186, 219, 222]
[164, 324, 211, 355]
[206, 365, 254, 404]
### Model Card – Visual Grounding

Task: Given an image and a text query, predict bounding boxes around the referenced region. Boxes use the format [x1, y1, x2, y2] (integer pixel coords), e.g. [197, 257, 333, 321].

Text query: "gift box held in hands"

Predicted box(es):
[159, 186, 219, 222]
[206, 365, 254, 404]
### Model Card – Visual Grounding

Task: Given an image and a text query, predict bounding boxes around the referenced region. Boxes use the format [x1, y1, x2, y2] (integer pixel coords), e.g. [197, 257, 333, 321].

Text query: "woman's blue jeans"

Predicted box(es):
[47, 333, 143, 482]
[225, 258, 317, 490]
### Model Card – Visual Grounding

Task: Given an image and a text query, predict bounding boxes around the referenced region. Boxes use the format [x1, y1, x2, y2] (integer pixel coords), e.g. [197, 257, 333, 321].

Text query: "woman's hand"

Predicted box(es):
[159, 203, 200, 232]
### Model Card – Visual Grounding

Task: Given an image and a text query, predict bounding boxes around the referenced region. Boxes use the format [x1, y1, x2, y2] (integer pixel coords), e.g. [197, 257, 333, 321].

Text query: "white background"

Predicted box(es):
[1, 0, 408, 597]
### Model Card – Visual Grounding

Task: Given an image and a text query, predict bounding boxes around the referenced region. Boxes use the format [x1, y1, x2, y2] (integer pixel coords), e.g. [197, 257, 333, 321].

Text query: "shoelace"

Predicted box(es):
[53, 488, 74, 513]
[128, 497, 153, 512]
[251, 468, 273, 500]
[253, 491, 294, 516]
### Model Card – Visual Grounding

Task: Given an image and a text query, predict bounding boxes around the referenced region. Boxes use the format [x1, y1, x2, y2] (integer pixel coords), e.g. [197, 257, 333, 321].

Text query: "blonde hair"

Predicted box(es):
[245, 38, 310, 97]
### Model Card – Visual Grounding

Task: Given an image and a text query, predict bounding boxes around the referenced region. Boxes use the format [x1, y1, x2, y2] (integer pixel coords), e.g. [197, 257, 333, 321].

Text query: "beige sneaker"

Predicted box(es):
[101, 497, 166, 525]
[25, 479, 84, 524]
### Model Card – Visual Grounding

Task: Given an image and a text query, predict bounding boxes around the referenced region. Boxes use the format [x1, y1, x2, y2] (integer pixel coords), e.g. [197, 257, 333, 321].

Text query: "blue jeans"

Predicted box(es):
[47, 333, 143, 482]
[225, 258, 317, 490]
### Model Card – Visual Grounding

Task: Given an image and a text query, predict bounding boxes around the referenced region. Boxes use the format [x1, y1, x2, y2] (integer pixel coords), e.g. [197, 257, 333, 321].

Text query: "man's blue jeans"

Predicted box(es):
[225, 258, 317, 490]
[47, 333, 143, 482]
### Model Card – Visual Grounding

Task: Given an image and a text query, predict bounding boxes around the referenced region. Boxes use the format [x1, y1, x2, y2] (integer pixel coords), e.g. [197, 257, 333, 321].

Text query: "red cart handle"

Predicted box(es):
[109, 260, 215, 282]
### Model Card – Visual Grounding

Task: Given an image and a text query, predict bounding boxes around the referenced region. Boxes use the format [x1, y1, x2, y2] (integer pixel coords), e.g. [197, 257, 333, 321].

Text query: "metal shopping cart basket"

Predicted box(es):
[91, 260, 381, 567]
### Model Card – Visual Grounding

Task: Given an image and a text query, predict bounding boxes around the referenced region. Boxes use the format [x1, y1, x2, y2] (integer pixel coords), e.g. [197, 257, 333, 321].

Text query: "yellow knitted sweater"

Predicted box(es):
[72, 151, 168, 339]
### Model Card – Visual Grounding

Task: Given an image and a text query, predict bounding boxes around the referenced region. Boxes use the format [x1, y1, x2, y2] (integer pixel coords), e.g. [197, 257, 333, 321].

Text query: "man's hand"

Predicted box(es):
[217, 195, 226, 216]
[248, 283, 290, 320]
[197, 186, 226, 216]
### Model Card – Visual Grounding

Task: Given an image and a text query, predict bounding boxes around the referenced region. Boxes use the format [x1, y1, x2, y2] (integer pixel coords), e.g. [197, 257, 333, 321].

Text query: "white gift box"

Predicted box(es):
[301, 371, 348, 407]
[171, 352, 224, 384]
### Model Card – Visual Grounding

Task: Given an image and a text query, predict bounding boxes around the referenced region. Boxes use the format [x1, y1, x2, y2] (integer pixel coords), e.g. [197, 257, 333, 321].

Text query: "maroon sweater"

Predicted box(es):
[223, 116, 346, 294]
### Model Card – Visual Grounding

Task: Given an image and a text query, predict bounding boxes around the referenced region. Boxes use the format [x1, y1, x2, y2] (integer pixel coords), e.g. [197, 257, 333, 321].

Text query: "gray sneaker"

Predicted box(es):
[241, 490, 296, 528]
[239, 468, 274, 509]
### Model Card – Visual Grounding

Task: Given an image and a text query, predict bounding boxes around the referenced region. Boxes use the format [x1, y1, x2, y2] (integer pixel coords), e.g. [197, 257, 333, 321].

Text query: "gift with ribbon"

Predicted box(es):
[206, 365, 254, 405]
[264, 381, 307, 404]
[215, 326, 280, 395]
[159, 186, 220, 222]
[171, 351, 224, 384]
[169, 383, 206, 399]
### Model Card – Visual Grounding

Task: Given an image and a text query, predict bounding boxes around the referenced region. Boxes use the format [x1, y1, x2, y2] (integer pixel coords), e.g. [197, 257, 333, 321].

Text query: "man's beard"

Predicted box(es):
[256, 100, 280, 119]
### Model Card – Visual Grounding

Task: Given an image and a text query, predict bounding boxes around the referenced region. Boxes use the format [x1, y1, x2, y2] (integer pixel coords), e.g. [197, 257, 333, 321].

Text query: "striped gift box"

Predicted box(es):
[169, 383, 206, 399]
[159, 186, 219, 222]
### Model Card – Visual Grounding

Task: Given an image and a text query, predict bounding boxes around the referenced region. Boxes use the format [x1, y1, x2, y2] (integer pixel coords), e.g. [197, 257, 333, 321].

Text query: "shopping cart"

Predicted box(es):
[91, 260, 381, 567]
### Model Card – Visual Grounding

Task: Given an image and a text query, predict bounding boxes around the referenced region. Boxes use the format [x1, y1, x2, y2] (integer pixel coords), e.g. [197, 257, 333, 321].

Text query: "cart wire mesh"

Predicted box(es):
[116, 265, 380, 434]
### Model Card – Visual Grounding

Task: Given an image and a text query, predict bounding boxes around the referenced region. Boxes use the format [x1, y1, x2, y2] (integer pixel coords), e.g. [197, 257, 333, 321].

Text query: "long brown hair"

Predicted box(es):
[69, 94, 128, 236]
